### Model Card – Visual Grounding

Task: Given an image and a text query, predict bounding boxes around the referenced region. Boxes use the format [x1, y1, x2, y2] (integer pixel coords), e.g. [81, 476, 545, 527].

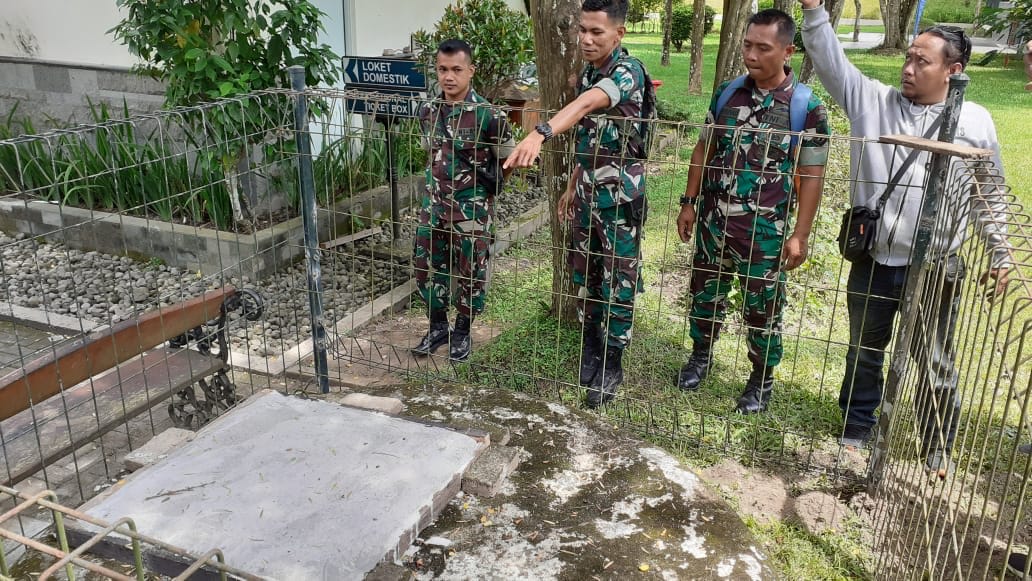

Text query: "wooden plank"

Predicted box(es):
[0, 347, 224, 485]
[319, 226, 382, 250]
[879, 135, 994, 159]
[0, 286, 235, 422]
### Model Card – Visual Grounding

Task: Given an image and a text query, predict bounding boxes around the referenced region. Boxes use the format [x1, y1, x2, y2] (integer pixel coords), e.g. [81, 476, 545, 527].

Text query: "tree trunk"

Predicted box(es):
[879, 0, 920, 51]
[852, 0, 862, 41]
[687, 0, 707, 94]
[530, 0, 581, 321]
[800, 0, 846, 83]
[661, 0, 674, 65]
[774, 0, 792, 12]
[713, 0, 752, 91]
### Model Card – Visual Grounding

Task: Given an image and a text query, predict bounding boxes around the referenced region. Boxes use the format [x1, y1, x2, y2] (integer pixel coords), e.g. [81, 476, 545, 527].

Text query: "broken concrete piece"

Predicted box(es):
[462, 445, 522, 498]
[123, 428, 195, 472]
[341, 393, 404, 415]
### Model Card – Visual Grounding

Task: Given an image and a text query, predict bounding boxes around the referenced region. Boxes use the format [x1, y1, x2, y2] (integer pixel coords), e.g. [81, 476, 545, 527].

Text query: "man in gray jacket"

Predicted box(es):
[799, 0, 1011, 478]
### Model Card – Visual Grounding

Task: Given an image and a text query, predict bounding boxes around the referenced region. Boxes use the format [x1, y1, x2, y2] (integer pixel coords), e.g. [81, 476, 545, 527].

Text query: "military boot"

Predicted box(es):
[579, 325, 603, 386]
[586, 346, 623, 409]
[449, 313, 473, 361]
[676, 344, 712, 392]
[735, 365, 774, 415]
[412, 309, 450, 356]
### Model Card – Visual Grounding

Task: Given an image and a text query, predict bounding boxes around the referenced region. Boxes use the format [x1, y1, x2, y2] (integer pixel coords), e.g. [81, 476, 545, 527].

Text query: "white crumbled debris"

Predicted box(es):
[490, 408, 525, 421]
[653, 540, 667, 551]
[716, 558, 735, 577]
[661, 570, 680, 581]
[646, 493, 674, 508]
[427, 410, 446, 422]
[540, 453, 606, 505]
[496, 503, 529, 520]
[425, 536, 452, 547]
[594, 519, 642, 539]
[448, 410, 477, 422]
[612, 497, 646, 520]
[546, 402, 570, 416]
[419, 527, 563, 581]
[738, 553, 764, 580]
[639, 448, 698, 498]
[524, 414, 546, 425]
[680, 523, 707, 559]
[496, 479, 518, 496]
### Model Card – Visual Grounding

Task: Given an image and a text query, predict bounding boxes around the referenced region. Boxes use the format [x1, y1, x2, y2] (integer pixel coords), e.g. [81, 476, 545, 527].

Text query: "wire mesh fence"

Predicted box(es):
[0, 84, 1029, 578]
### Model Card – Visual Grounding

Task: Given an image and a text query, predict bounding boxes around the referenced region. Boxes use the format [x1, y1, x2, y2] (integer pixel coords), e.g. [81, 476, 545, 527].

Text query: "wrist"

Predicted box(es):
[679, 194, 698, 206]
[534, 122, 554, 143]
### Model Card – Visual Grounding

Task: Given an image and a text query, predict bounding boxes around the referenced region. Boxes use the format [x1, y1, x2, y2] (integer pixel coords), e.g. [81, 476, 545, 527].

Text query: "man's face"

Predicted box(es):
[578, 10, 625, 67]
[742, 23, 794, 85]
[901, 33, 960, 104]
[435, 51, 475, 102]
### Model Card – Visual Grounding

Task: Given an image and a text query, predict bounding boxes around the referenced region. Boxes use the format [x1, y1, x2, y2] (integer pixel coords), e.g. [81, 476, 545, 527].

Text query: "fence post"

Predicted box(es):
[867, 73, 970, 489]
[288, 66, 330, 394]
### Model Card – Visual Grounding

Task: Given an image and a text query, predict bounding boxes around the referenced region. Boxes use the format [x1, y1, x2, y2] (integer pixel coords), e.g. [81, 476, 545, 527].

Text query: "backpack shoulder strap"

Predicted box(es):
[712, 75, 748, 121]
[789, 82, 813, 150]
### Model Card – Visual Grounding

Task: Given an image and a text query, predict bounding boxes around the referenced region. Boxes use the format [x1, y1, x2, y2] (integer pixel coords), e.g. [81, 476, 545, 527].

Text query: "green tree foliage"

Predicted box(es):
[412, 0, 534, 101]
[110, 0, 341, 226]
[670, 4, 716, 51]
[978, 0, 1032, 43]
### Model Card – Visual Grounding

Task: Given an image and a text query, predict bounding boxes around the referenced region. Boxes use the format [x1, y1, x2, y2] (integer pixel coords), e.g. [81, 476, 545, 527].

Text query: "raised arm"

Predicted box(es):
[799, 0, 887, 119]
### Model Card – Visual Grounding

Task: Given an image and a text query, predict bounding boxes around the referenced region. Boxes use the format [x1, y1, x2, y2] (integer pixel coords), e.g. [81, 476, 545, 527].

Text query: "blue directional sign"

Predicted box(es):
[346, 93, 423, 118]
[341, 56, 427, 91]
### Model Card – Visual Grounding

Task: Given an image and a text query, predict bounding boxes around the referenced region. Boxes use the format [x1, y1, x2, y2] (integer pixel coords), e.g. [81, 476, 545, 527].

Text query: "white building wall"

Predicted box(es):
[0, 0, 529, 69]
[0, 0, 133, 67]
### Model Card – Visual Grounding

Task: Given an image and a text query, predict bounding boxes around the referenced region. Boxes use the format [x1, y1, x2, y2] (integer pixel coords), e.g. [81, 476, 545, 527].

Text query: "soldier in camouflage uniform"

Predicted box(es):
[674, 9, 830, 414]
[411, 39, 514, 361]
[505, 0, 650, 408]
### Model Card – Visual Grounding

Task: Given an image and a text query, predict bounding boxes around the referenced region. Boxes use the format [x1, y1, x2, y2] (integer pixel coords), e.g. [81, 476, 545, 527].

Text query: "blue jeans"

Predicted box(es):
[840, 255, 964, 456]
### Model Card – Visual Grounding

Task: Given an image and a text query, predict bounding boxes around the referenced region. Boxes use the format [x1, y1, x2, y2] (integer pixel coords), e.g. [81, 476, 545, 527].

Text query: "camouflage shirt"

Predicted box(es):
[418, 89, 515, 222]
[574, 46, 647, 209]
[700, 68, 831, 217]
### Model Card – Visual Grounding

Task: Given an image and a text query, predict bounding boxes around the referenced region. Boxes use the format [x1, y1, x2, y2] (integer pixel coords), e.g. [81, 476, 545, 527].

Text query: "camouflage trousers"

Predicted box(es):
[413, 206, 493, 317]
[689, 210, 786, 368]
[569, 198, 646, 349]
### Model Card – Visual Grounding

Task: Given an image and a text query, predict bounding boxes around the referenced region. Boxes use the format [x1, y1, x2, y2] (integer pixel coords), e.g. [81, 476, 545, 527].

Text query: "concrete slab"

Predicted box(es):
[123, 427, 195, 472]
[77, 390, 485, 579]
[341, 393, 404, 415]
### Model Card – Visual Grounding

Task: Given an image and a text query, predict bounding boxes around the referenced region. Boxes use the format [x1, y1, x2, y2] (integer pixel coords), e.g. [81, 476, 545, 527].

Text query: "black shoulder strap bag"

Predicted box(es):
[837, 117, 944, 262]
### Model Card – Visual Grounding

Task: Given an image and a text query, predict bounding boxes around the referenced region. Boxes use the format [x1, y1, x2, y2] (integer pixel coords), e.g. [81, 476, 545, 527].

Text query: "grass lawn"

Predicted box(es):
[624, 31, 1032, 207]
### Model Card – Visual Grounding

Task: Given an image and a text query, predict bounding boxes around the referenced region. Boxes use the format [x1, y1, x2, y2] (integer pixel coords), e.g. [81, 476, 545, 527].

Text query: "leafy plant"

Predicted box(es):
[110, 0, 341, 228]
[411, 0, 534, 101]
[670, 4, 717, 52]
[978, 0, 1032, 44]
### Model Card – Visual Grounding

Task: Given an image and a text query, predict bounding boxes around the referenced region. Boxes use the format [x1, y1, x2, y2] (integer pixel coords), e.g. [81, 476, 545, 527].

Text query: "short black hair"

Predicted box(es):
[437, 38, 473, 63]
[581, 0, 628, 25]
[748, 8, 796, 47]
[920, 25, 972, 69]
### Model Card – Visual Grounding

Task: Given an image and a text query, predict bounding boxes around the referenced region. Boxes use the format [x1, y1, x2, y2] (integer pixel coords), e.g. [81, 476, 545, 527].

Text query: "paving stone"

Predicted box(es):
[341, 393, 404, 415]
[124, 428, 196, 472]
[461, 445, 522, 498]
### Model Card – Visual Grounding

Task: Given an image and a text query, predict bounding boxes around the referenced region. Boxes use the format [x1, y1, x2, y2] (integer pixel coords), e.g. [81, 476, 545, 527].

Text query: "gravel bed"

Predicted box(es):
[0, 185, 547, 357]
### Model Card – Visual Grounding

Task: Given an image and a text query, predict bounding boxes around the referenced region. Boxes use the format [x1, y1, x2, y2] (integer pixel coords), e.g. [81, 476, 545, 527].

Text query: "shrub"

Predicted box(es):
[670, 5, 717, 52]
[411, 0, 534, 102]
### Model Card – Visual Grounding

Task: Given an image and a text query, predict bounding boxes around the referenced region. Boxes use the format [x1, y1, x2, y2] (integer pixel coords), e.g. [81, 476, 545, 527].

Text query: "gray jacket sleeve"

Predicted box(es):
[800, 4, 890, 120]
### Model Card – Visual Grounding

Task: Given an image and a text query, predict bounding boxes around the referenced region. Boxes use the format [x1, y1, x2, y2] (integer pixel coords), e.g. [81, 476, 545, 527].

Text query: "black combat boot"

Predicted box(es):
[676, 344, 712, 392]
[449, 313, 472, 361]
[735, 365, 774, 415]
[412, 309, 450, 355]
[579, 325, 602, 386]
[586, 346, 623, 409]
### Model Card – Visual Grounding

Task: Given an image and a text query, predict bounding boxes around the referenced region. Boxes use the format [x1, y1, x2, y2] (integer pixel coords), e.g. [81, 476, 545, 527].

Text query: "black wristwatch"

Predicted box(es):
[535, 122, 554, 142]
[679, 195, 698, 206]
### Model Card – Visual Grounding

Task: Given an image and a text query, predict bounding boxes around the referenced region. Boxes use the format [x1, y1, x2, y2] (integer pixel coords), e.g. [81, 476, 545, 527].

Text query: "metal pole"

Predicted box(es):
[378, 114, 402, 240]
[868, 73, 970, 490]
[289, 66, 330, 394]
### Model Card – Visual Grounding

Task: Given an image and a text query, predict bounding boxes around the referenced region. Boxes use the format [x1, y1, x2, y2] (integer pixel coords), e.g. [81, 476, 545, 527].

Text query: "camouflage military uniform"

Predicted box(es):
[413, 90, 514, 317]
[689, 68, 830, 368]
[570, 46, 648, 350]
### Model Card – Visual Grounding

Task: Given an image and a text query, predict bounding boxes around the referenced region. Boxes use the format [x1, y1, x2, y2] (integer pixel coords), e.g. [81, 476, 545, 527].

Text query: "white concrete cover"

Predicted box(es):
[83, 391, 482, 580]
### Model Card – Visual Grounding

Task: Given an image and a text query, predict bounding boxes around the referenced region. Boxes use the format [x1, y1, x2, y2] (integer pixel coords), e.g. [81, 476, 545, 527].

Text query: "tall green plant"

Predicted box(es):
[412, 0, 534, 101]
[110, 0, 341, 228]
[670, 4, 716, 52]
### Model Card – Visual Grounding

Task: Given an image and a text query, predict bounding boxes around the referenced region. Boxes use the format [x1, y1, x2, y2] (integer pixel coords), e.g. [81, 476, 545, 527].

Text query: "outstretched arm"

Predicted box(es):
[503, 87, 612, 169]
